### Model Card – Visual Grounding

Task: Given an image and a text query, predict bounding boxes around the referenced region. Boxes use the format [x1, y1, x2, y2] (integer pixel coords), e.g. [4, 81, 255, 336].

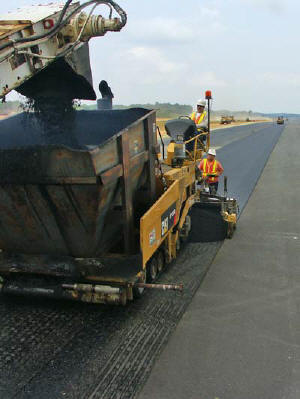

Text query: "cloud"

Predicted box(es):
[126, 46, 186, 82]
[200, 6, 220, 19]
[126, 17, 194, 44]
[259, 72, 300, 87]
[125, 9, 226, 46]
[190, 72, 228, 89]
[242, 0, 284, 14]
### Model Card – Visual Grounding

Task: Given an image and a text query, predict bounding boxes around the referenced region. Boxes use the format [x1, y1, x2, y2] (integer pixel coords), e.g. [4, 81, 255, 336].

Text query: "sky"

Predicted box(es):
[1, 0, 300, 113]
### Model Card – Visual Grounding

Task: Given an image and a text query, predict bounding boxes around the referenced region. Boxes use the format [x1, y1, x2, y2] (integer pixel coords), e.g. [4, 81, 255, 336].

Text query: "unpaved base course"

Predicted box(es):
[0, 243, 220, 399]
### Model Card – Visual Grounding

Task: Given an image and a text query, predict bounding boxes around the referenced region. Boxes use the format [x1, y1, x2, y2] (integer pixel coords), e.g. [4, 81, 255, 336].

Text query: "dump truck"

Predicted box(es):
[277, 116, 284, 125]
[220, 116, 233, 125]
[0, 1, 238, 305]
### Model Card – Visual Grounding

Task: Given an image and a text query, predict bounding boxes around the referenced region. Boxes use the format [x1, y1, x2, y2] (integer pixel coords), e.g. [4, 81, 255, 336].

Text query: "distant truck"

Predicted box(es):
[220, 115, 234, 124]
[277, 116, 284, 125]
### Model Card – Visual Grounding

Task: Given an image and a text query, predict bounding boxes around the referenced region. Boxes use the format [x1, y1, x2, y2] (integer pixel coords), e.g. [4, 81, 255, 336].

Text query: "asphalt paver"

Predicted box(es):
[138, 121, 300, 399]
[0, 122, 284, 399]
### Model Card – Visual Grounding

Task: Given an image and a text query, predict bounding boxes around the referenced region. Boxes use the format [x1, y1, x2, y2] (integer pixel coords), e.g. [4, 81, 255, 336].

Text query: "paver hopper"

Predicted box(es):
[0, 108, 158, 258]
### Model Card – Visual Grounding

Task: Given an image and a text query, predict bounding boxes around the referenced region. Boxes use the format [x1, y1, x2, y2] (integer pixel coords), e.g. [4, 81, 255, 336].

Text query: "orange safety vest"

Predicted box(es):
[190, 111, 207, 125]
[202, 158, 217, 182]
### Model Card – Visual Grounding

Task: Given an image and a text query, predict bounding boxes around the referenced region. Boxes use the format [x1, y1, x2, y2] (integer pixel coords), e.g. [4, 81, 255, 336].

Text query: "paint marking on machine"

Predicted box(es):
[149, 228, 156, 246]
[161, 202, 177, 237]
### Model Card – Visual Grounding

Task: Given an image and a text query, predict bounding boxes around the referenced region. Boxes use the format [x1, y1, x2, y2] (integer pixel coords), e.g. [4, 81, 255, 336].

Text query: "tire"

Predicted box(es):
[147, 257, 158, 283]
[180, 215, 192, 242]
[176, 236, 181, 252]
[157, 251, 165, 274]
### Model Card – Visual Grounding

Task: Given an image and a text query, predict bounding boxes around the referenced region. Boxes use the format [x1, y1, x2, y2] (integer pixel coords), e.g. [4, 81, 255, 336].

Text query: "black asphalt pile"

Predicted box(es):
[0, 108, 149, 150]
[17, 58, 89, 147]
[9, 56, 146, 150]
[21, 96, 78, 147]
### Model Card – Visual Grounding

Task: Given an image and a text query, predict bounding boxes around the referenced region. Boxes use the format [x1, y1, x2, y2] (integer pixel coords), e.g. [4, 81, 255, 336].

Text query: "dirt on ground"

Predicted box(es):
[0, 113, 14, 120]
[157, 117, 271, 136]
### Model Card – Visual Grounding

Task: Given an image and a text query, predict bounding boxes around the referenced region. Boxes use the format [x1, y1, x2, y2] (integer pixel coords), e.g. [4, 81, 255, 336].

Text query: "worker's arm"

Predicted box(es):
[197, 121, 208, 129]
[216, 161, 224, 176]
[196, 113, 208, 131]
[198, 160, 210, 181]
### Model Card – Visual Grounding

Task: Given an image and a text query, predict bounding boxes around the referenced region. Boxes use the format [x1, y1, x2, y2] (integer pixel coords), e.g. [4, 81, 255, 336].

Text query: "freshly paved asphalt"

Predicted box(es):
[211, 122, 271, 149]
[215, 123, 283, 212]
[139, 121, 300, 399]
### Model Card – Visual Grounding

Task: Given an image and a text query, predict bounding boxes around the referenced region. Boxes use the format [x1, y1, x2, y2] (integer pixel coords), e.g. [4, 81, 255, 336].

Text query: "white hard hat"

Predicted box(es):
[207, 148, 216, 156]
[197, 99, 206, 107]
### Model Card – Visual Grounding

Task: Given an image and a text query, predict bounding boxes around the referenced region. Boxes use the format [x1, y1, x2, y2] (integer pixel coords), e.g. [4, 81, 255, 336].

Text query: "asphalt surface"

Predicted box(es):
[215, 122, 283, 212]
[139, 121, 299, 399]
[211, 122, 271, 149]
[0, 122, 284, 399]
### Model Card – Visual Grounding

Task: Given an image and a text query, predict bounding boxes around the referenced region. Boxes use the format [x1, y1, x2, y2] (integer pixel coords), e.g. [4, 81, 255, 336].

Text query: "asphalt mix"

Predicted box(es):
[139, 120, 299, 399]
[0, 122, 286, 399]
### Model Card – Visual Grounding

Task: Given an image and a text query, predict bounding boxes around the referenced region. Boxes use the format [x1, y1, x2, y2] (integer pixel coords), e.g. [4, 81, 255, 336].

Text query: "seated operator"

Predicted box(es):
[199, 148, 224, 194]
[190, 99, 208, 133]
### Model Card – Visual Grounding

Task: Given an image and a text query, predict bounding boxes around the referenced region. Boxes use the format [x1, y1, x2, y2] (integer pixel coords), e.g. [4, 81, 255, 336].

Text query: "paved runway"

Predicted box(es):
[215, 123, 284, 211]
[139, 121, 300, 399]
[211, 122, 272, 149]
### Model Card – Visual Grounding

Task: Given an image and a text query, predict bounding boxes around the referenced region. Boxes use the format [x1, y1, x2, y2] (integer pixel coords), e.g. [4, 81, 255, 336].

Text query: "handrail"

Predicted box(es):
[184, 134, 208, 162]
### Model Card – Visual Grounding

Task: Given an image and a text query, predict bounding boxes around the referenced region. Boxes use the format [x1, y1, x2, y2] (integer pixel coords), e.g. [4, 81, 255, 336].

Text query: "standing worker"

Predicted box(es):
[190, 99, 208, 132]
[199, 148, 224, 194]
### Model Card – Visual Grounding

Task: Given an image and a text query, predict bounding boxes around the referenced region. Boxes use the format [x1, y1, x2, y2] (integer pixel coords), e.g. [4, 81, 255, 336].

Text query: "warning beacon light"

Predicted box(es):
[205, 90, 212, 100]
